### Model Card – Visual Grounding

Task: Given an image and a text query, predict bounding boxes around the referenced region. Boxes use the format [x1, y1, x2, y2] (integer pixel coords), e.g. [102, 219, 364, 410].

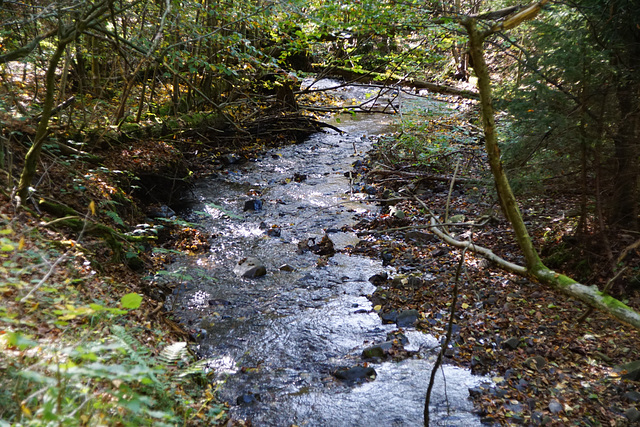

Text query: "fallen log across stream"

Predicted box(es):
[324, 66, 480, 100]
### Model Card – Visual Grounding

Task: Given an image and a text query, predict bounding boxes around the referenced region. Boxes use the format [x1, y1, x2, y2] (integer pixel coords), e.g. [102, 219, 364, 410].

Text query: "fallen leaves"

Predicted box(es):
[347, 98, 640, 426]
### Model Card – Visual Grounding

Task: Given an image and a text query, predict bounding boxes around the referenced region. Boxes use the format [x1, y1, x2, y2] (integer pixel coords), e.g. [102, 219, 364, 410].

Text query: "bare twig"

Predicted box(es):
[444, 159, 461, 231]
[20, 251, 69, 302]
[424, 245, 467, 426]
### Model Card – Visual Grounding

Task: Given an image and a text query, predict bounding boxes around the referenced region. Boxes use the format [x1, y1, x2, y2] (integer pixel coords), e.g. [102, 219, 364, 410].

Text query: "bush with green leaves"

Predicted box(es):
[0, 293, 223, 426]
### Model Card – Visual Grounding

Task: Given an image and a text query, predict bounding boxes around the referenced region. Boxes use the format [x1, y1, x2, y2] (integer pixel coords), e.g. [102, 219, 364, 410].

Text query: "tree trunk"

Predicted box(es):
[326, 66, 479, 99]
[611, 85, 640, 229]
[16, 1, 112, 204]
[463, 17, 542, 272]
[16, 41, 68, 204]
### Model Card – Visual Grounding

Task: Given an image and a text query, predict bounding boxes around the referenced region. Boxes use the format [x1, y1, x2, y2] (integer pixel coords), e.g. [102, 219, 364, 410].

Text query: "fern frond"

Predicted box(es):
[175, 357, 221, 381]
[157, 342, 188, 366]
[110, 325, 151, 365]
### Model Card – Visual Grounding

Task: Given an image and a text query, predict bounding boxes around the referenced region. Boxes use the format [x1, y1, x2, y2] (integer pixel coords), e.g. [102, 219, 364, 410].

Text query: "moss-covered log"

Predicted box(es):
[327, 66, 479, 99]
[533, 267, 640, 329]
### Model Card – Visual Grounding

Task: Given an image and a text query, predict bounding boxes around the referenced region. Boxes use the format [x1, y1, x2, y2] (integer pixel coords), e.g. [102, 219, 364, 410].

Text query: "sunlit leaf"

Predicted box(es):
[121, 293, 142, 309]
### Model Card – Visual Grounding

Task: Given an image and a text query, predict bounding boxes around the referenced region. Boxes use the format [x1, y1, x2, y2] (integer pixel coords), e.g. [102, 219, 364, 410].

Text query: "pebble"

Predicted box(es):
[548, 399, 563, 414]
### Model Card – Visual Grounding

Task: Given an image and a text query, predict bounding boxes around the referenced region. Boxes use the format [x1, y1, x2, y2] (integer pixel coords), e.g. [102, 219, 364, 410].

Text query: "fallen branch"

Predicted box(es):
[429, 215, 527, 275]
[356, 218, 492, 236]
[413, 198, 640, 329]
[368, 168, 474, 184]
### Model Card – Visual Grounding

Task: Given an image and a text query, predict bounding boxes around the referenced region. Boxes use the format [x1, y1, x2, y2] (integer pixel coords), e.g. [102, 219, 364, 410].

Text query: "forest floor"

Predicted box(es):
[2, 86, 640, 425]
[348, 95, 640, 426]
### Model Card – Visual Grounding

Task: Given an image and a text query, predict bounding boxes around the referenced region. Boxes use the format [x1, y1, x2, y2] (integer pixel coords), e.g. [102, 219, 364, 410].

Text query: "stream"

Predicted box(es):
[165, 81, 484, 426]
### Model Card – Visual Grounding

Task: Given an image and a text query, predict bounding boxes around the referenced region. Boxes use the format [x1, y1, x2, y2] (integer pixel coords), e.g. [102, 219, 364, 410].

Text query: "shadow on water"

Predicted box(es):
[165, 81, 484, 426]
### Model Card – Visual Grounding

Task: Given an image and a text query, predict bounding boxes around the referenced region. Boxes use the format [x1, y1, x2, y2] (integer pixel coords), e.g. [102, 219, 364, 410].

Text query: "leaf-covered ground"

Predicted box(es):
[346, 97, 640, 426]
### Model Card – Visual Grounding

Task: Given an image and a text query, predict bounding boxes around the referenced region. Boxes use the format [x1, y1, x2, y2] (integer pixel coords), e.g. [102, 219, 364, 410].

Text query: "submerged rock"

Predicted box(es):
[233, 257, 267, 278]
[362, 341, 394, 359]
[368, 272, 388, 285]
[333, 366, 377, 382]
[236, 392, 259, 405]
[221, 153, 241, 164]
[244, 199, 263, 211]
[310, 234, 335, 256]
[380, 310, 399, 324]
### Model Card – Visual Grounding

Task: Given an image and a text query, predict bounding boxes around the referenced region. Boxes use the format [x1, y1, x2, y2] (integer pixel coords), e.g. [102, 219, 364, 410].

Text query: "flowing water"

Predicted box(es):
[165, 81, 484, 426]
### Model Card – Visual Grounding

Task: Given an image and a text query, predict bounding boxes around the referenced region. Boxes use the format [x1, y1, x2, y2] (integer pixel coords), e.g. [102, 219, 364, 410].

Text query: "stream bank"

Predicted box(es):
[160, 82, 485, 425]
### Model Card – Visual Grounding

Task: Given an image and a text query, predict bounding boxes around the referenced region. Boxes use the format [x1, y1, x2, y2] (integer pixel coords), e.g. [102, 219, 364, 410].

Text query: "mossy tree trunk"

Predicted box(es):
[16, 0, 112, 205]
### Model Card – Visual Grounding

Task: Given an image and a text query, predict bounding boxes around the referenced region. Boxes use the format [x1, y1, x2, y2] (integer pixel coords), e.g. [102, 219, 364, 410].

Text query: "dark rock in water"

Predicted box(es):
[333, 366, 376, 382]
[368, 272, 388, 285]
[236, 392, 259, 405]
[266, 227, 281, 237]
[362, 184, 377, 195]
[386, 331, 409, 346]
[362, 341, 394, 359]
[221, 153, 241, 164]
[396, 309, 419, 327]
[244, 199, 263, 211]
[297, 237, 313, 254]
[148, 205, 175, 218]
[279, 264, 295, 272]
[468, 386, 485, 398]
[310, 234, 335, 256]
[293, 173, 307, 182]
[502, 337, 521, 350]
[233, 257, 267, 278]
[380, 311, 399, 324]
[381, 251, 394, 265]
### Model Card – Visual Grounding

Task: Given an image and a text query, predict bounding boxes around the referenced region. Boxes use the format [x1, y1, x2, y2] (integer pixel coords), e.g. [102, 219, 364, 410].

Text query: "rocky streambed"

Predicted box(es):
[163, 82, 485, 426]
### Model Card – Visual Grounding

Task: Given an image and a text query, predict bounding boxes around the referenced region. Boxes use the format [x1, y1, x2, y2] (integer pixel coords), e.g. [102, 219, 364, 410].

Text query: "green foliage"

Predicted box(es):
[0, 219, 226, 425]
[374, 101, 479, 175]
[0, 322, 222, 425]
[496, 1, 640, 228]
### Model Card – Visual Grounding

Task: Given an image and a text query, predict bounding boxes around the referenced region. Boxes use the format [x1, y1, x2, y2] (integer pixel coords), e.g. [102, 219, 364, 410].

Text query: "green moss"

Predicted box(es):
[600, 293, 632, 310]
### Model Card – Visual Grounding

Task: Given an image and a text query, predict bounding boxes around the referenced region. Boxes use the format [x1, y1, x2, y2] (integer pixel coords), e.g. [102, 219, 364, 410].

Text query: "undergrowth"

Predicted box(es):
[0, 200, 227, 426]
